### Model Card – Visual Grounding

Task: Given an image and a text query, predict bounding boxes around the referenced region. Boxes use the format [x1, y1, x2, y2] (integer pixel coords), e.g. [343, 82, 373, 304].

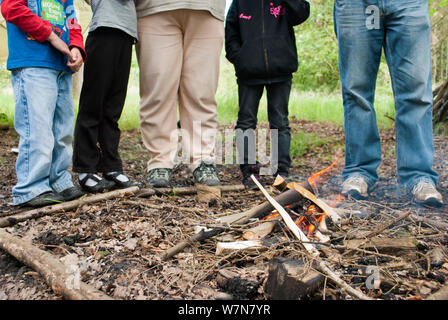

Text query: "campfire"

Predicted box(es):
[1, 150, 446, 301]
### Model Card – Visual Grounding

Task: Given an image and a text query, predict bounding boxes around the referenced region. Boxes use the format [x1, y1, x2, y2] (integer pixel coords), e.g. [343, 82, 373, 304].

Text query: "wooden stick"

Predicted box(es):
[251, 175, 374, 301]
[345, 211, 412, 241]
[289, 183, 342, 224]
[0, 229, 113, 300]
[363, 211, 412, 239]
[250, 175, 320, 257]
[0, 186, 140, 228]
[161, 189, 304, 260]
[161, 228, 223, 261]
[137, 185, 246, 198]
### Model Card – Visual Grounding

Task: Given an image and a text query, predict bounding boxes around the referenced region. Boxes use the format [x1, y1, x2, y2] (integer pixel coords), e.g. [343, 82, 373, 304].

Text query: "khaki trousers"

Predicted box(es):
[136, 9, 224, 172]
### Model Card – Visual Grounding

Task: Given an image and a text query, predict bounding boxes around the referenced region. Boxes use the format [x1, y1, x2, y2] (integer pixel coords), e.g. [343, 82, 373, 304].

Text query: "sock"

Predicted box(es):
[79, 173, 102, 187]
[106, 172, 130, 183]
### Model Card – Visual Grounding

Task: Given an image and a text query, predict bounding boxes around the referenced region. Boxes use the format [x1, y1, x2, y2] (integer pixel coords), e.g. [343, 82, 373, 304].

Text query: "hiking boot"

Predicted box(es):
[21, 191, 64, 208]
[193, 160, 221, 186]
[411, 181, 443, 207]
[147, 168, 172, 188]
[341, 176, 369, 200]
[59, 186, 85, 201]
[241, 164, 260, 189]
[104, 172, 143, 189]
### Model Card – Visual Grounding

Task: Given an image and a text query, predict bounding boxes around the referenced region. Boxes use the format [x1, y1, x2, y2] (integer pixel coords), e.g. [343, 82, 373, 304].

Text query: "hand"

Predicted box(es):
[47, 32, 73, 61]
[67, 47, 83, 72]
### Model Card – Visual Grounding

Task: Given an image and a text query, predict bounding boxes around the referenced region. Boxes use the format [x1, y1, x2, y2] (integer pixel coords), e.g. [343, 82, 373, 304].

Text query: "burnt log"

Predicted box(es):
[264, 258, 323, 300]
[216, 269, 260, 299]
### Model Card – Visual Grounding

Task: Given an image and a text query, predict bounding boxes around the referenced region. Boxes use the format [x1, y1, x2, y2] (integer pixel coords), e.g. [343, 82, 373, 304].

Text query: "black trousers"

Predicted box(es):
[73, 27, 133, 173]
[235, 80, 292, 174]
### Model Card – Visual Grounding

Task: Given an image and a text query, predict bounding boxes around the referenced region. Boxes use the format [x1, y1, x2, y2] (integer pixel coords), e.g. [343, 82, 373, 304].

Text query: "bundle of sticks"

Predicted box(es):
[161, 173, 374, 300]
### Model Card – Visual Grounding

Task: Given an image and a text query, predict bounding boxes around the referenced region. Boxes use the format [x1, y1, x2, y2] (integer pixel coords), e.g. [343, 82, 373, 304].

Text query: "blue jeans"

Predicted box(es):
[11, 68, 75, 205]
[334, 0, 439, 190]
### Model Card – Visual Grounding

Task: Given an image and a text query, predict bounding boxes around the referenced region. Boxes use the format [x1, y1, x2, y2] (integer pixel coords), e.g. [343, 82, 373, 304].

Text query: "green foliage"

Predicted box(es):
[293, 0, 340, 91]
[429, 0, 448, 15]
[0, 93, 14, 128]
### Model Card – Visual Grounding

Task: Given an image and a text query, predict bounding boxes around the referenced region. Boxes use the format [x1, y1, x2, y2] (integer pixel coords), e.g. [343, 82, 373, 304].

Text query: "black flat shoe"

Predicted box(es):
[21, 191, 64, 208]
[59, 186, 85, 201]
[103, 172, 143, 189]
[79, 173, 116, 193]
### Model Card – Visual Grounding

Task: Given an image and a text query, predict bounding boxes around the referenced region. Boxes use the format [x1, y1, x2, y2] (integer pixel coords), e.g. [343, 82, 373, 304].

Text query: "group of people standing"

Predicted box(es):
[0, 0, 443, 208]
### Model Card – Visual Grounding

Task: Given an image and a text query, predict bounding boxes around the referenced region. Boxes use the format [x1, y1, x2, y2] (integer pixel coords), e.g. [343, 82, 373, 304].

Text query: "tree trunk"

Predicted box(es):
[433, 77, 448, 134]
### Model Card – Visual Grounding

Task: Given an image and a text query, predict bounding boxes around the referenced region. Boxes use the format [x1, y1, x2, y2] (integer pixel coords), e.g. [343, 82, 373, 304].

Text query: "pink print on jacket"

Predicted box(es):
[270, 3, 286, 18]
[239, 13, 252, 20]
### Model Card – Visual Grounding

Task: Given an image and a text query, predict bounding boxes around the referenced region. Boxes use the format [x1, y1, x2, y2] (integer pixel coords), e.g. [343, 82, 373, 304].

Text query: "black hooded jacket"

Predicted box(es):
[225, 0, 310, 84]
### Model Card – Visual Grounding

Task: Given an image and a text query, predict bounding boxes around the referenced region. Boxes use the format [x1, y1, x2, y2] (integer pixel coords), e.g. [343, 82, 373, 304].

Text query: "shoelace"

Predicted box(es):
[347, 177, 366, 185]
[150, 169, 170, 179]
[198, 163, 217, 178]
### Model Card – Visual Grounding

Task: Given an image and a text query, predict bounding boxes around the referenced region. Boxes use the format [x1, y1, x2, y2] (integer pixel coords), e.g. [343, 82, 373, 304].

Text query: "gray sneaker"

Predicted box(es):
[341, 176, 369, 200]
[411, 181, 443, 207]
[193, 160, 221, 186]
[147, 168, 172, 188]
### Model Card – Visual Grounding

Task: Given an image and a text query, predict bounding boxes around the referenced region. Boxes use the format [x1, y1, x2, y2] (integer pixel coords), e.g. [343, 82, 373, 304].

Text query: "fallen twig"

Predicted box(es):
[0, 186, 140, 228]
[137, 185, 246, 198]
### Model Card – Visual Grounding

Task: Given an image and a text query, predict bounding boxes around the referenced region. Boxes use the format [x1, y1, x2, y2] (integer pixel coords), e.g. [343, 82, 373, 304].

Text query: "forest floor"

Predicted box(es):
[0, 119, 447, 300]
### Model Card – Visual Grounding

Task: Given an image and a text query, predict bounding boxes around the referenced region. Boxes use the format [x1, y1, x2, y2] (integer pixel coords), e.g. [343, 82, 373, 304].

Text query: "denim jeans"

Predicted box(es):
[235, 80, 292, 175]
[334, 0, 439, 189]
[11, 67, 75, 205]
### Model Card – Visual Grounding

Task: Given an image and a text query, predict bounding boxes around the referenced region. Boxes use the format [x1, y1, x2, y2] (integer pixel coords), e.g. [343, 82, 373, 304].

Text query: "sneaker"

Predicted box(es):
[104, 172, 143, 189]
[341, 176, 369, 200]
[241, 164, 260, 189]
[411, 181, 443, 207]
[147, 168, 172, 188]
[59, 186, 85, 201]
[21, 191, 64, 208]
[193, 160, 221, 186]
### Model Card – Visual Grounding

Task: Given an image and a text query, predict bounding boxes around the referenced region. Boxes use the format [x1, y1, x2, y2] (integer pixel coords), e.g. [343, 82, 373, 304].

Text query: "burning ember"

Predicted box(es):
[258, 154, 347, 243]
[262, 203, 330, 243]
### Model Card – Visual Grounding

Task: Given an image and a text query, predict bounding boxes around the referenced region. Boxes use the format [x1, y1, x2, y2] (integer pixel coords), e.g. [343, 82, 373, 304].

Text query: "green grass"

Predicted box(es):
[0, 56, 396, 130]
[216, 57, 396, 129]
[216, 87, 395, 129]
[0, 91, 14, 127]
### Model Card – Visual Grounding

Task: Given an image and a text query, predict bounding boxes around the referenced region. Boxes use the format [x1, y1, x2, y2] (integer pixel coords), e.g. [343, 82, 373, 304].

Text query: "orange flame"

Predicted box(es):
[294, 204, 327, 238]
[307, 156, 341, 193]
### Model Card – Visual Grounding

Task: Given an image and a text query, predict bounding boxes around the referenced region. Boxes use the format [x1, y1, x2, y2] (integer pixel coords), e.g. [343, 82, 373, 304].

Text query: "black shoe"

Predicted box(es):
[273, 166, 290, 179]
[21, 191, 64, 208]
[79, 173, 116, 193]
[193, 160, 221, 186]
[241, 164, 260, 189]
[104, 172, 143, 189]
[59, 186, 85, 201]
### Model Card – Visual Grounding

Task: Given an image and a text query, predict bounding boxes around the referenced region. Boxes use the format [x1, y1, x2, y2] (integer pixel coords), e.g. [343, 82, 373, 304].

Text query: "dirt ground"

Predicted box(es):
[0, 120, 447, 300]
